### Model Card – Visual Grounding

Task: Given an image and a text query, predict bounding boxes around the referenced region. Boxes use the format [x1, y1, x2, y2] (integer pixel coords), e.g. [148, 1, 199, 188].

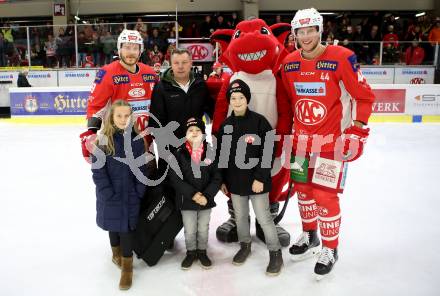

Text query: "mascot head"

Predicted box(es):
[211, 19, 291, 74]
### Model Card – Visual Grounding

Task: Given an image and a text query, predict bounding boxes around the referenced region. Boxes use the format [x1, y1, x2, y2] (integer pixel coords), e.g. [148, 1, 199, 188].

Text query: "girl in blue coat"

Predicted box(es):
[91, 100, 146, 290]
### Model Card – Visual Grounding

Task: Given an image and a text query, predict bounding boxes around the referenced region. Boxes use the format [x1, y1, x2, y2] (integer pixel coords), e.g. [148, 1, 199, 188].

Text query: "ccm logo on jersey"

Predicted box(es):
[142, 74, 156, 82]
[316, 60, 338, 71]
[295, 99, 327, 125]
[113, 75, 130, 85]
[284, 62, 301, 72]
[294, 82, 326, 96]
[128, 88, 146, 98]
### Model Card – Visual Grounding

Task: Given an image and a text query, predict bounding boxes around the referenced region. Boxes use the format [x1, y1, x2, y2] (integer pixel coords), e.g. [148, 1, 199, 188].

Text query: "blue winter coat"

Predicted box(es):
[92, 130, 147, 232]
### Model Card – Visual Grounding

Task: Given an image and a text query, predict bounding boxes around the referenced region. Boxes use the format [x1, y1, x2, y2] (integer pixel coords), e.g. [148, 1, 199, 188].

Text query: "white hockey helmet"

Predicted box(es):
[291, 8, 323, 37]
[117, 29, 144, 55]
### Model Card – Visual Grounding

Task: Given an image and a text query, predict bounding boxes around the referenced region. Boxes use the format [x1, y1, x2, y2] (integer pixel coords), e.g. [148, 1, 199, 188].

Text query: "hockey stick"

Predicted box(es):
[273, 181, 294, 225]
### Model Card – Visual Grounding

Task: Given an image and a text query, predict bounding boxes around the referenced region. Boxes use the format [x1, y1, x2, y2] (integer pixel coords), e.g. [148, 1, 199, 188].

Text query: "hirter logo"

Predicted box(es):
[295, 99, 327, 125]
[299, 18, 311, 25]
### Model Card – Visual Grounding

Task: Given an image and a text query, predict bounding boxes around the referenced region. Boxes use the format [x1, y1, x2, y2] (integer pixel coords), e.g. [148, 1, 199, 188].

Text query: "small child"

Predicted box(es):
[91, 100, 146, 290]
[217, 79, 283, 276]
[169, 117, 222, 270]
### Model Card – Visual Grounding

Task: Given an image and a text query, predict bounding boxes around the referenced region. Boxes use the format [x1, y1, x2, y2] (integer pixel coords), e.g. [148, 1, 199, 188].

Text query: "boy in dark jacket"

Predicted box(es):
[217, 79, 283, 276]
[169, 117, 222, 270]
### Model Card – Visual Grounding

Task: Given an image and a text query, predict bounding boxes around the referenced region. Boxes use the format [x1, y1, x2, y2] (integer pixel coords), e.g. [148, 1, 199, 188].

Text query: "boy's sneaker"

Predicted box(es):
[197, 249, 212, 269]
[289, 230, 321, 261]
[266, 249, 283, 276]
[181, 250, 197, 270]
[314, 247, 338, 281]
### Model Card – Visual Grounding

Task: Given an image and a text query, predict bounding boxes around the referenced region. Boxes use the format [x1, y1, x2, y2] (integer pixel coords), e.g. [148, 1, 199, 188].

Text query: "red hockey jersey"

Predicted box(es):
[86, 61, 157, 130]
[281, 45, 375, 153]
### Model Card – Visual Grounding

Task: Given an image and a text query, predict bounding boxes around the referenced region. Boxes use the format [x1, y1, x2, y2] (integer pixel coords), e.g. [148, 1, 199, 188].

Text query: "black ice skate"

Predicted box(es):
[216, 199, 238, 243]
[289, 230, 320, 261]
[256, 202, 290, 247]
[314, 247, 338, 281]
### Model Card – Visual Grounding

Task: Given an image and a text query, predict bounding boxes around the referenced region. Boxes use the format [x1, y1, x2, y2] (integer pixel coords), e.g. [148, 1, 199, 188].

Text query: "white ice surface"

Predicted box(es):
[1, 122, 440, 296]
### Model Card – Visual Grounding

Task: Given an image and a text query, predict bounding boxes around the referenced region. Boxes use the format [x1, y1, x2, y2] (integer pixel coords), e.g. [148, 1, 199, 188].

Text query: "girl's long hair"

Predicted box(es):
[95, 100, 137, 156]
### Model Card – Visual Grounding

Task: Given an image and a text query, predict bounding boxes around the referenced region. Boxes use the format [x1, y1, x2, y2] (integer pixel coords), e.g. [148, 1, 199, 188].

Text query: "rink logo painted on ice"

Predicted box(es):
[113, 75, 130, 85]
[371, 89, 406, 113]
[316, 60, 338, 71]
[295, 99, 327, 125]
[128, 88, 146, 98]
[284, 62, 301, 72]
[294, 82, 326, 96]
[24, 96, 39, 113]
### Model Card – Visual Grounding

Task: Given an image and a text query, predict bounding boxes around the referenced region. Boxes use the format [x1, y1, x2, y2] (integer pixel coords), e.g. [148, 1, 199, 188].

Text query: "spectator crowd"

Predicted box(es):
[1, 11, 439, 68]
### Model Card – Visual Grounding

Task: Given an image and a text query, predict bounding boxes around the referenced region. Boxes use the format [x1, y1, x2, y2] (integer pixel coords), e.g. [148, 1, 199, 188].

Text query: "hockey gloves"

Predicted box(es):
[80, 129, 97, 163]
[341, 125, 370, 162]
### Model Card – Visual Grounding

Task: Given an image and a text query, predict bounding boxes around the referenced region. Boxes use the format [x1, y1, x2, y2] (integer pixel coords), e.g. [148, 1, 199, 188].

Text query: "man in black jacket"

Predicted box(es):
[17, 69, 32, 87]
[150, 48, 214, 146]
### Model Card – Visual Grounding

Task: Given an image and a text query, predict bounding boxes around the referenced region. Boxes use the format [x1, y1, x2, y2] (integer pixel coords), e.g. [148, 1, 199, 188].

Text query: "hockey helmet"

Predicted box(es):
[117, 29, 144, 55]
[291, 8, 323, 37]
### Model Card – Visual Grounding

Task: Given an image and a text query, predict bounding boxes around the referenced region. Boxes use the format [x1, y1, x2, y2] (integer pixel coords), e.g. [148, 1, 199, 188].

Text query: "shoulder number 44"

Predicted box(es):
[320, 72, 330, 81]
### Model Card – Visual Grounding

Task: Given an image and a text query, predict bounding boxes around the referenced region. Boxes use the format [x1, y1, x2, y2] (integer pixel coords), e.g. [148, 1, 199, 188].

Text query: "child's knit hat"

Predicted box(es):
[226, 79, 251, 104]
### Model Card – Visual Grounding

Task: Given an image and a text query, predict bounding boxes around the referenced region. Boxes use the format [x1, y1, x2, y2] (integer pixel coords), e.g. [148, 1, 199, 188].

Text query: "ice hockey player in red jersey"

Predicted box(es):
[80, 29, 157, 161]
[281, 8, 375, 280]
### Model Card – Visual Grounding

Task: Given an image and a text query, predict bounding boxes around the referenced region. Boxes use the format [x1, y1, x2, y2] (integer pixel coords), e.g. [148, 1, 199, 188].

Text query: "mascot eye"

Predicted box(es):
[233, 30, 241, 39]
[260, 27, 270, 35]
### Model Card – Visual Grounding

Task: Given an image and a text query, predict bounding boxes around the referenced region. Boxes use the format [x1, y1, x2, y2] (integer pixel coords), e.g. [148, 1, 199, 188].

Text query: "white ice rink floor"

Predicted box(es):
[1, 122, 440, 296]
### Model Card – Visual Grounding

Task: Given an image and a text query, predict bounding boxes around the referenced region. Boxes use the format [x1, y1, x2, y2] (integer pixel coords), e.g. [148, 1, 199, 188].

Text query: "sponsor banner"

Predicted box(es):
[360, 67, 394, 84]
[27, 71, 58, 87]
[394, 67, 435, 84]
[180, 43, 214, 62]
[59, 70, 98, 86]
[0, 71, 17, 84]
[9, 87, 90, 116]
[405, 84, 440, 115]
[371, 88, 406, 114]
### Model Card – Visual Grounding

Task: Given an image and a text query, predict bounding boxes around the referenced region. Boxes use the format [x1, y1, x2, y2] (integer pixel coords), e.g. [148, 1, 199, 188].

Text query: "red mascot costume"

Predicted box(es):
[210, 19, 293, 247]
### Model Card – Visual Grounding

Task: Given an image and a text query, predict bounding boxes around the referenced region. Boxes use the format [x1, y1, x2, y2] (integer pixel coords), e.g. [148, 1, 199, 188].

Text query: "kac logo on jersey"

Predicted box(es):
[142, 74, 156, 83]
[295, 99, 327, 125]
[94, 69, 106, 84]
[284, 62, 301, 72]
[316, 60, 338, 71]
[113, 75, 130, 85]
[294, 82, 326, 97]
[128, 88, 146, 98]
